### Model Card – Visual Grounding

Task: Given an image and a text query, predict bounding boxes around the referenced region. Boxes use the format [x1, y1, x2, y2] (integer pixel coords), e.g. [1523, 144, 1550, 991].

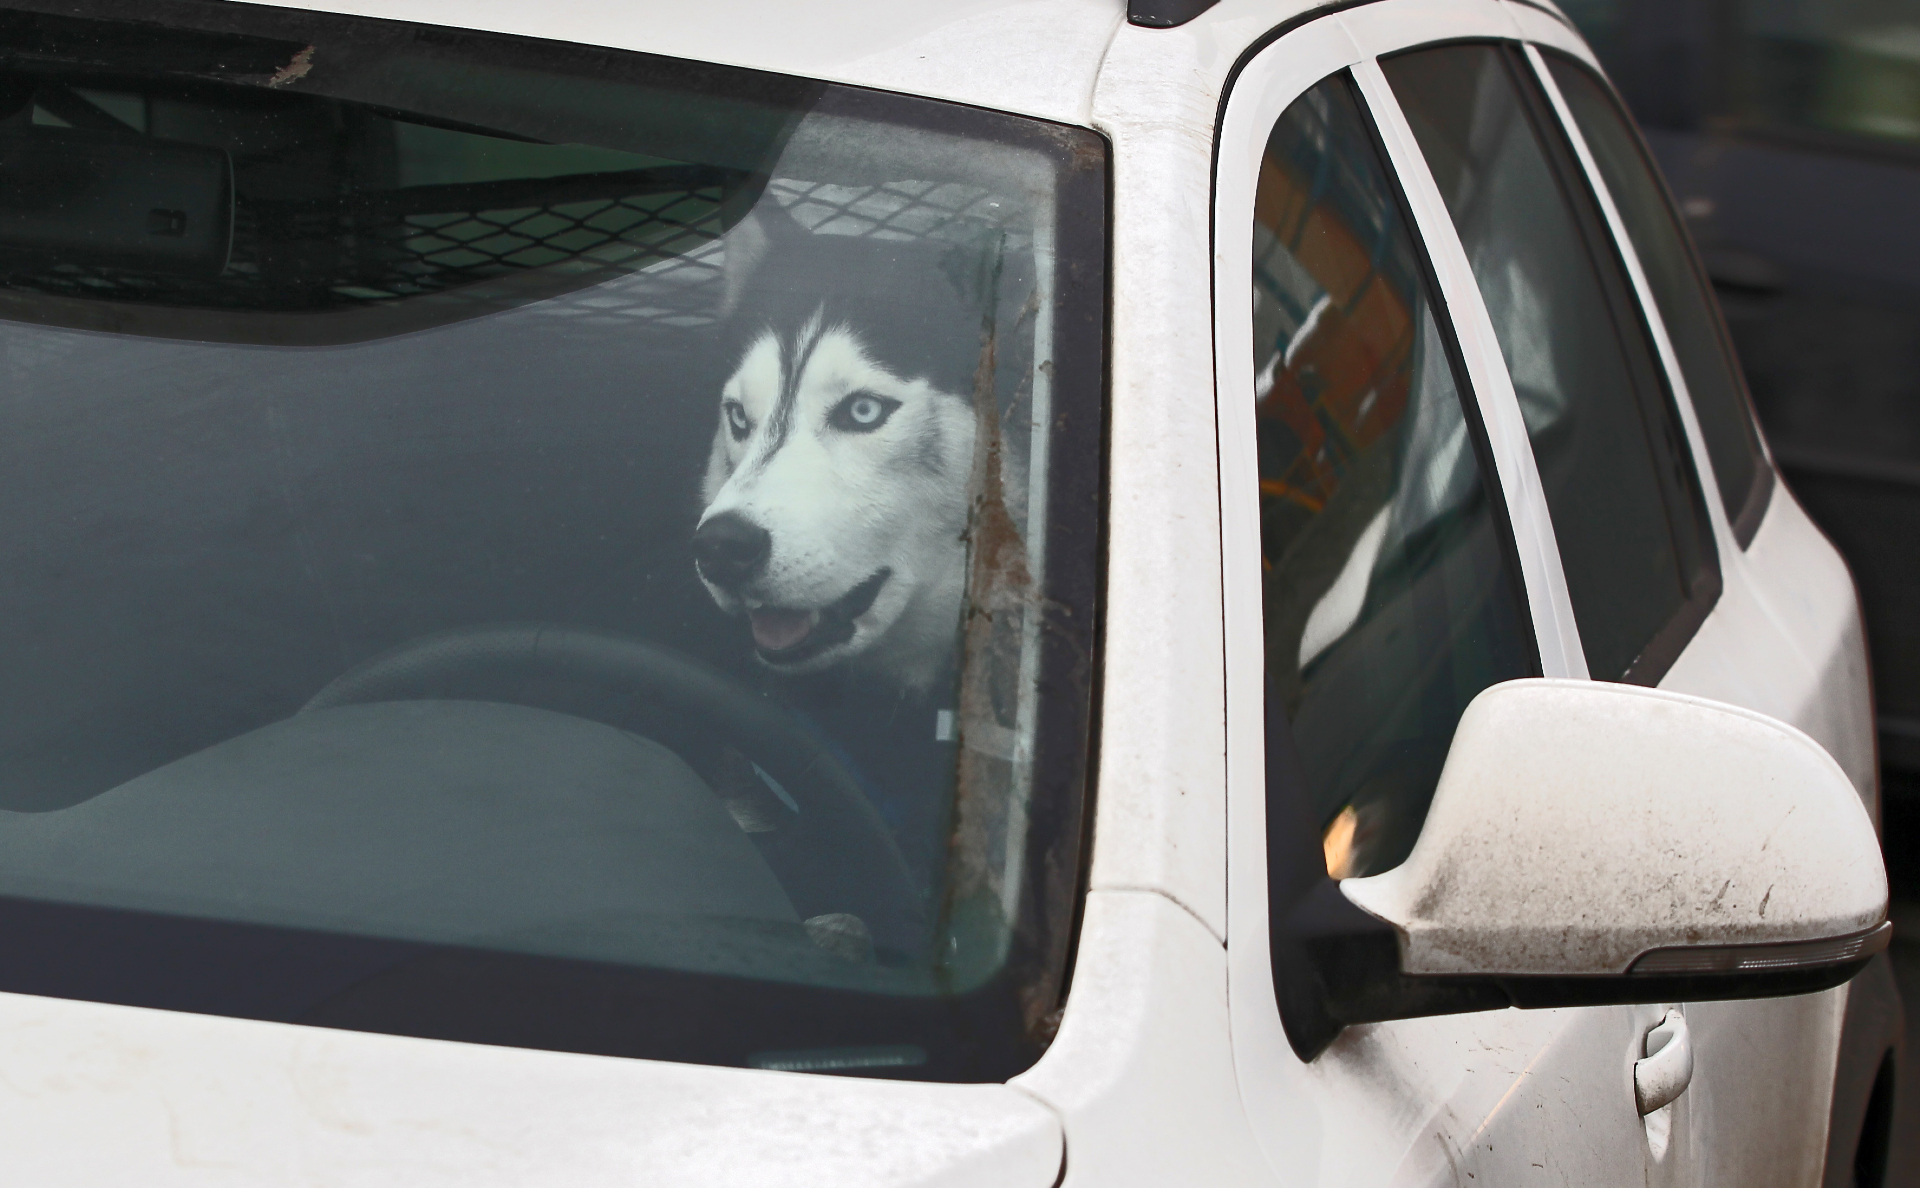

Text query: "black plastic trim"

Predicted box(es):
[1045, 124, 1118, 1043]
[1821, 952, 1904, 1187]
[1731, 455, 1776, 547]
[0, 895, 1056, 1076]
[1209, 0, 1383, 133]
[1493, 961, 1872, 1009]
[1276, 864, 1879, 1060]
[1629, 920, 1891, 975]
[1127, 0, 1220, 29]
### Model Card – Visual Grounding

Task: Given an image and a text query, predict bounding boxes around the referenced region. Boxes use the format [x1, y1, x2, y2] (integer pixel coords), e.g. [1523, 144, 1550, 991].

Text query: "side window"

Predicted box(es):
[1542, 51, 1775, 544]
[1382, 44, 1719, 683]
[1255, 74, 1535, 880]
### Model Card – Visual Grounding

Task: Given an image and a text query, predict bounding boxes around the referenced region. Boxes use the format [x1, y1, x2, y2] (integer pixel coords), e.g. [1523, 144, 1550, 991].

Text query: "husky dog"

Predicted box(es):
[692, 219, 997, 692]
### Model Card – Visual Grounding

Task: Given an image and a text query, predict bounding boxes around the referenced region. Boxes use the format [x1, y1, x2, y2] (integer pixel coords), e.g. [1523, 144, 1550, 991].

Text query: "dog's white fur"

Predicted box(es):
[698, 309, 978, 691]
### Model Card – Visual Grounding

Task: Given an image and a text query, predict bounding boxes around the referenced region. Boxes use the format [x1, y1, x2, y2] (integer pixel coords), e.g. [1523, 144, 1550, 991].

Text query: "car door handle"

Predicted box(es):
[1634, 1008, 1693, 1115]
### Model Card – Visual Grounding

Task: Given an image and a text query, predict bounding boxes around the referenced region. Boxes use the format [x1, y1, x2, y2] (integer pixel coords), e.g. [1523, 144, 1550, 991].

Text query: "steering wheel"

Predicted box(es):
[301, 622, 924, 952]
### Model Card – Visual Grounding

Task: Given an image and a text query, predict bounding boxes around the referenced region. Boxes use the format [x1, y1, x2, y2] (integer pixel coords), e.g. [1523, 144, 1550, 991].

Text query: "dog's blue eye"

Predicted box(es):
[723, 402, 750, 439]
[833, 392, 897, 432]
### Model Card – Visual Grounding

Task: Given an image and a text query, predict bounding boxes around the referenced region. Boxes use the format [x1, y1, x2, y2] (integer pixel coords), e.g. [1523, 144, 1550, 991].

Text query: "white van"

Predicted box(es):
[0, 0, 1894, 1183]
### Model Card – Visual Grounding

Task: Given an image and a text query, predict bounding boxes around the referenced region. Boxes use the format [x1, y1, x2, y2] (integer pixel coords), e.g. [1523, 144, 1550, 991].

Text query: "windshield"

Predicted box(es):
[0, 1, 1104, 1080]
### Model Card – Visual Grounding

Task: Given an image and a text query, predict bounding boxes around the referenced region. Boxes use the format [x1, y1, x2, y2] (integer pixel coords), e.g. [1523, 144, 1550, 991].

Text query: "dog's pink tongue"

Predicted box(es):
[750, 608, 818, 652]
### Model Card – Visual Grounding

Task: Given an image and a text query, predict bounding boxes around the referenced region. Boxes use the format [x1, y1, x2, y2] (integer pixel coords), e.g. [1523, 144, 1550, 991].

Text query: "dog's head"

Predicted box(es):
[692, 227, 988, 690]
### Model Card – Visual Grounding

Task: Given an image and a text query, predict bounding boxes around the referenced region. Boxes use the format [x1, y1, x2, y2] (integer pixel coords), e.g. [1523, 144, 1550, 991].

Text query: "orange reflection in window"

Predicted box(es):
[1254, 154, 1415, 522]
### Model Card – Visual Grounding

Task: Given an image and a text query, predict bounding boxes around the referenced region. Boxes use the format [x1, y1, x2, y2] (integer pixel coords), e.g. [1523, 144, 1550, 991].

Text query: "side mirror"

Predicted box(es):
[1275, 679, 1889, 1060]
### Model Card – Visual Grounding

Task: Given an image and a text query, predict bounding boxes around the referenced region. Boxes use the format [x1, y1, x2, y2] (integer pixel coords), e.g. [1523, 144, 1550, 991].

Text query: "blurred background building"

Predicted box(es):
[1563, 2, 1920, 1178]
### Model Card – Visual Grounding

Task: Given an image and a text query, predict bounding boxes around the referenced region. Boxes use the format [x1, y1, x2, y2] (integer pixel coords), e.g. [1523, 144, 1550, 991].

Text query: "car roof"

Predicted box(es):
[228, 0, 1144, 126]
[221, 0, 1580, 130]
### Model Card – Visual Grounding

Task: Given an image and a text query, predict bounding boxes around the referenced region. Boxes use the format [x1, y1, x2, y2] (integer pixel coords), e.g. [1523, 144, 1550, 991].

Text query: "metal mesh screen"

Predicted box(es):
[519, 176, 1030, 333]
[0, 165, 733, 314]
[0, 168, 1028, 335]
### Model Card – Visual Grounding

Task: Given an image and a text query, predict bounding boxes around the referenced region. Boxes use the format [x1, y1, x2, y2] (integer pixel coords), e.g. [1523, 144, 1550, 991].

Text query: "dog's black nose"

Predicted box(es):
[692, 512, 771, 588]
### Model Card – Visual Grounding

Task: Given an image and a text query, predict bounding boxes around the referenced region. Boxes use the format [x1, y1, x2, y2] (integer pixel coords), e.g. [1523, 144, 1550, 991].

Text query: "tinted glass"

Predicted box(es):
[1546, 53, 1772, 541]
[0, 2, 1105, 1080]
[1255, 75, 1534, 880]
[1383, 44, 1716, 682]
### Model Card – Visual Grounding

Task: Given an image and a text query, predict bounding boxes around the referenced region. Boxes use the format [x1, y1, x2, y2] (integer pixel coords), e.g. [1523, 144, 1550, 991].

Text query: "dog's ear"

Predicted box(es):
[937, 225, 1006, 320]
[720, 199, 808, 319]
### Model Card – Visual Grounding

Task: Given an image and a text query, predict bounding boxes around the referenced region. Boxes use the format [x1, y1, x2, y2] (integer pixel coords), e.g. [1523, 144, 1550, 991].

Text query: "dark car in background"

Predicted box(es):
[1565, 1, 1920, 1182]
[1566, 0, 1920, 796]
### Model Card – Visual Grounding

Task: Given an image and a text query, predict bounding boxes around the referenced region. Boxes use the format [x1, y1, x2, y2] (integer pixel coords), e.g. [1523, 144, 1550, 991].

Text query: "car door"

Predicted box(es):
[1214, 6, 1694, 1185]
[1287, 8, 1853, 1185]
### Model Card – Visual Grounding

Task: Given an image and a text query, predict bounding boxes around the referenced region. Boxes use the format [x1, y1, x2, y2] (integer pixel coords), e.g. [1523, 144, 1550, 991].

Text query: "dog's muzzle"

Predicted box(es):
[692, 512, 893, 665]
[749, 568, 892, 665]
[692, 512, 770, 589]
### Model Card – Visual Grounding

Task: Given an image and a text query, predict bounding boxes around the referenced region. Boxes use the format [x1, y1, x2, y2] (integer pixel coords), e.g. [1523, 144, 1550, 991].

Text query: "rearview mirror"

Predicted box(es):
[0, 125, 232, 277]
[1275, 679, 1889, 1059]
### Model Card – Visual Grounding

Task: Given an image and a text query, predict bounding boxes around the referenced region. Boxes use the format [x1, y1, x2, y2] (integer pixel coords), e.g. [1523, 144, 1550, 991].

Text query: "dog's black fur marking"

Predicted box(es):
[723, 217, 994, 408]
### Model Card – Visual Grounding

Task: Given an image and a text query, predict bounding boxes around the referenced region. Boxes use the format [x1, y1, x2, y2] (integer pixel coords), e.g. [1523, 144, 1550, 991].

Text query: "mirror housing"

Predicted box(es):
[1275, 679, 1889, 1060]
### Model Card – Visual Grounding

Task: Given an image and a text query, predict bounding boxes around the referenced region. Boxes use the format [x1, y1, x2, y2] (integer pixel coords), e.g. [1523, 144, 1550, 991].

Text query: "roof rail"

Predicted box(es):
[1127, 0, 1219, 27]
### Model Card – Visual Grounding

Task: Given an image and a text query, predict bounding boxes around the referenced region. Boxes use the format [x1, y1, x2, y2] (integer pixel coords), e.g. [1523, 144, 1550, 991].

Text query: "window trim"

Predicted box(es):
[1349, 53, 1590, 679]
[1515, 43, 1731, 682]
[1212, 0, 1569, 1116]
[1249, 66, 1544, 871]
[1212, 8, 1369, 1136]
[1345, 71, 1541, 687]
[1476, 40, 1725, 685]
[1254, 63, 1553, 1049]
[1356, 28, 1731, 687]
[1523, 42, 1776, 549]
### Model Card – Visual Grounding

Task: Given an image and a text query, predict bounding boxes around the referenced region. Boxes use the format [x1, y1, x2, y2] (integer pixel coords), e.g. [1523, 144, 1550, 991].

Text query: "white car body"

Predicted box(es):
[0, 0, 1884, 1184]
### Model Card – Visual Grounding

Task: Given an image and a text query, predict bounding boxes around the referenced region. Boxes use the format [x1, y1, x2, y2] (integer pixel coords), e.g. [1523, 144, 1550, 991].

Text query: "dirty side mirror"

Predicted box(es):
[1275, 679, 1889, 1060]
